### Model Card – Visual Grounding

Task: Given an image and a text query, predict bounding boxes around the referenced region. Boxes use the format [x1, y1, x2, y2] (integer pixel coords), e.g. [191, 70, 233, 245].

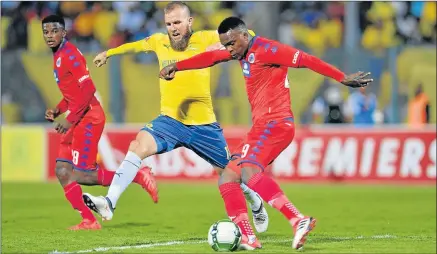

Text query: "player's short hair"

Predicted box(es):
[218, 17, 247, 34]
[164, 1, 191, 16]
[42, 15, 65, 28]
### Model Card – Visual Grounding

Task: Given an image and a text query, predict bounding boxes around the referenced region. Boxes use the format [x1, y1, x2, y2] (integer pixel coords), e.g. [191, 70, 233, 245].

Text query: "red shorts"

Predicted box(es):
[56, 105, 106, 171]
[229, 116, 295, 172]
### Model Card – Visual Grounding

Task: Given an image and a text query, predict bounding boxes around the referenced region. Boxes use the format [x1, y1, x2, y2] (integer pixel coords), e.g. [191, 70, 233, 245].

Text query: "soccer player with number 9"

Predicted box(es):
[160, 17, 373, 250]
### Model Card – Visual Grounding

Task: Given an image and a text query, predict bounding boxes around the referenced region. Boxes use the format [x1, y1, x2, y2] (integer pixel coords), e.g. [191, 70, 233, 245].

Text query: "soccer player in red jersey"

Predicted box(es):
[160, 17, 373, 250]
[42, 15, 158, 230]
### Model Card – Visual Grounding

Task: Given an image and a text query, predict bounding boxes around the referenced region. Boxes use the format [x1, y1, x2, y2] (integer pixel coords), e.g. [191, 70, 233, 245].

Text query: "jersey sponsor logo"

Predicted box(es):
[161, 59, 178, 67]
[242, 60, 251, 77]
[56, 57, 61, 67]
[292, 51, 300, 65]
[248, 53, 255, 63]
[78, 74, 90, 83]
[53, 70, 60, 84]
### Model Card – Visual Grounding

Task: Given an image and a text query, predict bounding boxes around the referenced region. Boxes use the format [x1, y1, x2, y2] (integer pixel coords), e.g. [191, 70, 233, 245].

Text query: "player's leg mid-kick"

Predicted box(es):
[186, 123, 263, 250]
[83, 115, 268, 237]
[82, 129, 159, 221]
[234, 117, 317, 250]
[53, 107, 157, 231]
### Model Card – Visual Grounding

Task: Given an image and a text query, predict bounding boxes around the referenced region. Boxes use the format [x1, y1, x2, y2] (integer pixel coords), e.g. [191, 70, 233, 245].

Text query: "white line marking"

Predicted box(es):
[51, 234, 402, 253]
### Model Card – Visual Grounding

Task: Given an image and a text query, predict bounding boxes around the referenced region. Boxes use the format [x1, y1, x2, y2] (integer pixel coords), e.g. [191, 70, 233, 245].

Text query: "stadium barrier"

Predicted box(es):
[1, 124, 435, 183]
[1, 126, 47, 182]
[44, 125, 436, 184]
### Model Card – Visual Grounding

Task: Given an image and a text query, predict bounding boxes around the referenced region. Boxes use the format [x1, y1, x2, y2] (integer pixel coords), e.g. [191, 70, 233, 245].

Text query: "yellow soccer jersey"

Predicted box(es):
[107, 30, 255, 125]
[108, 31, 221, 125]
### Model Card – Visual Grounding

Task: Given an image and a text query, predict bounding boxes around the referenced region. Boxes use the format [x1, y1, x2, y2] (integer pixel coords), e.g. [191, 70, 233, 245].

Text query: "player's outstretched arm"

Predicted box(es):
[261, 43, 373, 88]
[94, 39, 154, 67]
[159, 49, 233, 81]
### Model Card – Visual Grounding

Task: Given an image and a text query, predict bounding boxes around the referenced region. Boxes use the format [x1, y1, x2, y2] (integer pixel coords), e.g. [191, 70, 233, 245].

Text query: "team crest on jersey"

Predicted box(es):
[242, 60, 251, 77]
[248, 53, 255, 63]
[56, 57, 61, 67]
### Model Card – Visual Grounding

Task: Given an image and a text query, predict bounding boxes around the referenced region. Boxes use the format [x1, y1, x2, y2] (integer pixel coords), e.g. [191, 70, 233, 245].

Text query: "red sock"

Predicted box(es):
[247, 173, 303, 221]
[97, 169, 116, 186]
[64, 182, 96, 222]
[219, 182, 255, 237]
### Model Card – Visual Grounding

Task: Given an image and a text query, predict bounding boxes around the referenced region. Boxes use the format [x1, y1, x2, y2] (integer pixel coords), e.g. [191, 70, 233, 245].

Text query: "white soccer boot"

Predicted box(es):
[249, 193, 269, 233]
[83, 193, 114, 221]
[292, 216, 317, 250]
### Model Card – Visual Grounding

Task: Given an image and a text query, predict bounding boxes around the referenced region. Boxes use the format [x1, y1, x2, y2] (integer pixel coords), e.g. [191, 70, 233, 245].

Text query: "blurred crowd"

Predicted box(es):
[2, 1, 435, 56]
[1, 1, 434, 126]
[1, 1, 255, 56]
[278, 1, 436, 56]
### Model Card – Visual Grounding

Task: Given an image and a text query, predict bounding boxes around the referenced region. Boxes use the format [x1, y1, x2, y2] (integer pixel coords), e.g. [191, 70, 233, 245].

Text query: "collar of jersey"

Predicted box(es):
[248, 35, 259, 51]
[244, 35, 259, 59]
[54, 39, 68, 56]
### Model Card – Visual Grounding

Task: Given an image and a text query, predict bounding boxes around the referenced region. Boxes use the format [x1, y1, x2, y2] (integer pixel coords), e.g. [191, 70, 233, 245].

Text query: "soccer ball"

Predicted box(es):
[208, 219, 242, 252]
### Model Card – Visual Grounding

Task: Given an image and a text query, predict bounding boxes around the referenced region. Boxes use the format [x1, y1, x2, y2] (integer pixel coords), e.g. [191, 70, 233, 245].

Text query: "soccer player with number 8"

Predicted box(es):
[42, 15, 158, 230]
[160, 17, 373, 250]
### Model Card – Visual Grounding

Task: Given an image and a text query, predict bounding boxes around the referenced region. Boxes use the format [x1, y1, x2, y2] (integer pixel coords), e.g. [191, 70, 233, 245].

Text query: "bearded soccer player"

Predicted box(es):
[160, 17, 373, 250]
[82, 2, 269, 242]
[42, 15, 157, 230]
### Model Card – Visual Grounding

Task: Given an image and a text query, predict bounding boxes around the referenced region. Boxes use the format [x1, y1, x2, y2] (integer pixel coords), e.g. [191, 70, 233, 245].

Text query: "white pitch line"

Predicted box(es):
[50, 234, 399, 254]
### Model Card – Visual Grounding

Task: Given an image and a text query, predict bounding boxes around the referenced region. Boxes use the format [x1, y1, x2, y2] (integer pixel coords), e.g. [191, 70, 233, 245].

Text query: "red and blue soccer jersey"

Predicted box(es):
[176, 35, 346, 171]
[53, 40, 105, 171]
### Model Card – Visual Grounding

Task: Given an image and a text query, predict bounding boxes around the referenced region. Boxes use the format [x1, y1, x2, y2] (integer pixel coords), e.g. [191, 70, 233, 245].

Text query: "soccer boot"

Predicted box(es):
[239, 234, 262, 250]
[292, 216, 317, 250]
[136, 166, 159, 203]
[68, 219, 102, 230]
[250, 193, 269, 233]
[83, 193, 114, 221]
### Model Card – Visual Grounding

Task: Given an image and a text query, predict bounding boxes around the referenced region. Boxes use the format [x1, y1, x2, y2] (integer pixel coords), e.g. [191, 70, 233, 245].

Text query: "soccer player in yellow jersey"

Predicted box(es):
[83, 2, 269, 244]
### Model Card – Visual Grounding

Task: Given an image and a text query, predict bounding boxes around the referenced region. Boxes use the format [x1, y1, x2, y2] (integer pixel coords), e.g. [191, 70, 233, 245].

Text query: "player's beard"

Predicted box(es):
[169, 28, 192, 51]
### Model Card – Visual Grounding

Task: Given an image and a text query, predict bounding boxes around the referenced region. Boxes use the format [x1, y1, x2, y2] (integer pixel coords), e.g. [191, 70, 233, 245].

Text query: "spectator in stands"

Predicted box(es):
[392, 2, 421, 44]
[407, 84, 430, 128]
[115, 2, 146, 37]
[345, 87, 377, 126]
[73, 2, 102, 52]
[6, 2, 30, 50]
[278, 10, 296, 46]
[311, 83, 346, 124]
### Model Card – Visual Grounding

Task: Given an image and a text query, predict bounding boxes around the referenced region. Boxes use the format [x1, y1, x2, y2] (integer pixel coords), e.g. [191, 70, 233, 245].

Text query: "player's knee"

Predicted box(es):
[128, 131, 157, 159]
[218, 167, 240, 185]
[128, 141, 151, 159]
[55, 162, 73, 183]
[241, 166, 260, 184]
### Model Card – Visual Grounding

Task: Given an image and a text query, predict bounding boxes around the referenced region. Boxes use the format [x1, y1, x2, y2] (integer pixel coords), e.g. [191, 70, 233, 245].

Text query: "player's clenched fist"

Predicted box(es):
[45, 108, 60, 122]
[159, 63, 178, 81]
[93, 51, 108, 67]
[53, 118, 72, 134]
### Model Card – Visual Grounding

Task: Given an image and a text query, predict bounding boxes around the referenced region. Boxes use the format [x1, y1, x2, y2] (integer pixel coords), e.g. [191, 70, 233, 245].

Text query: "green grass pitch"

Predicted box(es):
[2, 181, 436, 253]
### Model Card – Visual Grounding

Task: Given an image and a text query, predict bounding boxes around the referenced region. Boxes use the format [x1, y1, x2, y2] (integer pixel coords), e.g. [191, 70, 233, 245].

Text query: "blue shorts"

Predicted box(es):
[141, 115, 230, 169]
